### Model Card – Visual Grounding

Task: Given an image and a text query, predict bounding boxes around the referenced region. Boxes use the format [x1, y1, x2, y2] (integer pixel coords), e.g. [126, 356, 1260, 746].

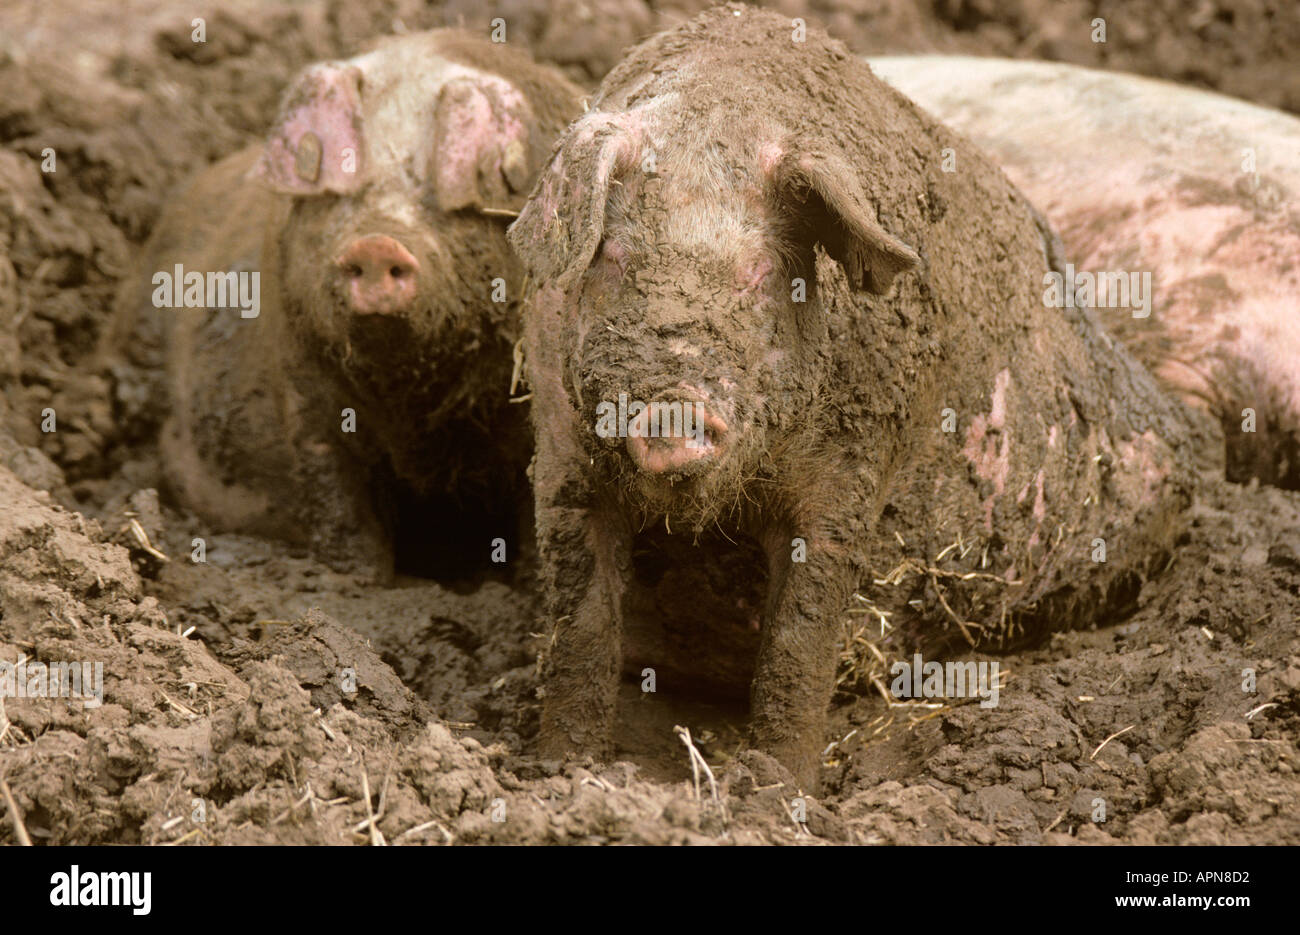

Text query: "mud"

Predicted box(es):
[436, 0, 1300, 115]
[1, 0, 1298, 845]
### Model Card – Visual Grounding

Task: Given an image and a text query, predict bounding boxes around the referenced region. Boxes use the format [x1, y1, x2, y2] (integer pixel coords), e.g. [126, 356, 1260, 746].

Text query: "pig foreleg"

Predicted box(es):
[536, 504, 630, 762]
[291, 442, 393, 581]
[748, 552, 853, 792]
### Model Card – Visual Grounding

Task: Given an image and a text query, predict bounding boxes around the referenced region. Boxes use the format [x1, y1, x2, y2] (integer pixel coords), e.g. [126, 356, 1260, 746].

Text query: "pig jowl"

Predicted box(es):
[871, 56, 1300, 490]
[104, 30, 583, 578]
[510, 5, 1198, 789]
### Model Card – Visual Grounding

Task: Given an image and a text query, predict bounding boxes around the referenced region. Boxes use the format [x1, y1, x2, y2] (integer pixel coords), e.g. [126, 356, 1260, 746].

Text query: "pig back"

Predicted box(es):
[810, 82, 1196, 650]
[102, 146, 286, 467]
[871, 55, 1300, 490]
[819, 85, 1198, 651]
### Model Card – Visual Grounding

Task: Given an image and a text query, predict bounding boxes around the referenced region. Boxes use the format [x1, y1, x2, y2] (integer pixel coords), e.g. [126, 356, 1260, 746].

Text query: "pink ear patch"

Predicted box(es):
[255, 63, 366, 196]
[432, 75, 535, 213]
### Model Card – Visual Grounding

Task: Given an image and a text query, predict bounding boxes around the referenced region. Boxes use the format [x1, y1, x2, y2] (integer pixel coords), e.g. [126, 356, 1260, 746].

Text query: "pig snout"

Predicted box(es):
[624, 398, 729, 474]
[335, 234, 420, 315]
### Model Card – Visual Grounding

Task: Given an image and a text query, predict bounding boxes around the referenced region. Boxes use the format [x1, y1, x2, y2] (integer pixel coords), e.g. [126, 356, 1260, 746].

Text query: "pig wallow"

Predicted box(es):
[510, 5, 1197, 788]
[107, 31, 582, 577]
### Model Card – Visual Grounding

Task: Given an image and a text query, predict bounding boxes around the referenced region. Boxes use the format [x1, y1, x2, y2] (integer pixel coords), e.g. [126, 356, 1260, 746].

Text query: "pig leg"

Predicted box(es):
[289, 439, 393, 581]
[536, 504, 630, 761]
[748, 543, 854, 791]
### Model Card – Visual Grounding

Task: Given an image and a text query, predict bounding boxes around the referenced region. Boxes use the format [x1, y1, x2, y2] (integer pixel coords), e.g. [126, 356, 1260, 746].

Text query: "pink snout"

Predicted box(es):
[335, 234, 419, 315]
[625, 401, 729, 474]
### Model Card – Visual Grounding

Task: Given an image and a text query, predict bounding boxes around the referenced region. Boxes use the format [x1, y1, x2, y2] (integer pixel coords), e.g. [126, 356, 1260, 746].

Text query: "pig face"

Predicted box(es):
[272, 190, 503, 405]
[254, 46, 539, 401]
[511, 111, 920, 529]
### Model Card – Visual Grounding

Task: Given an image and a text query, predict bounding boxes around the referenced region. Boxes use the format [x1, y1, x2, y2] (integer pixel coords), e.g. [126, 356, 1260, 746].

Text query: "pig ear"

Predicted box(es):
[777, 151, 920, 295]
[255, 63, 366, 196]
[508, 123, 630, 291]
[431, 76, 538, 213]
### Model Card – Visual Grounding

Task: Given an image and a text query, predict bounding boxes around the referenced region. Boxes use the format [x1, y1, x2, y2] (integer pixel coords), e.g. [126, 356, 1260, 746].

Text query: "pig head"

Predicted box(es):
[253, 40, 544, 465]
[513, 113, 918, 530]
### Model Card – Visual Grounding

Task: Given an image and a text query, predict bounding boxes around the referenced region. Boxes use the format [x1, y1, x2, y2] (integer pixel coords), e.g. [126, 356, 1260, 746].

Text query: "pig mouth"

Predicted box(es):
[324, 314, 457, 404]
[340, 314, 420, 364]
[624, 401, 730, 475]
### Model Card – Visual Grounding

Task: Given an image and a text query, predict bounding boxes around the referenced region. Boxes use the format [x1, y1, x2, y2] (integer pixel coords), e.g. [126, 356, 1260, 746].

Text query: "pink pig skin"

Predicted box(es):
[257, 63, 367, 196]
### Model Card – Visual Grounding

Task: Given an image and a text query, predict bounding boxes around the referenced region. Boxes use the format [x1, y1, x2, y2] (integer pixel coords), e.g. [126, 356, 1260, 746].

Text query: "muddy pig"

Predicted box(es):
[106, 31, 583, 576]
[509, 5, 1196, 789]
[872, 56, 1300, 489]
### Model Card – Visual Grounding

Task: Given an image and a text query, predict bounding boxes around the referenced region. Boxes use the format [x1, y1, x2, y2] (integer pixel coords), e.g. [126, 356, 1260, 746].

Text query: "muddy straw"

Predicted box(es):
[1245, 703, 1280, 720]
[509, 338, 524, 396]
[271, 783, 315, 825]
[1090, 724, 1135, 760]
[0, 695, 13, 748]
[1042, 803, 1072, 834]
[0, 778, 32, 846]
[359, 760, 385, 846]
[508, 337, 531, 403]
[673, 726, 718, 803]
[396, 818, 452, 844]
[126, 517, 170, 563]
